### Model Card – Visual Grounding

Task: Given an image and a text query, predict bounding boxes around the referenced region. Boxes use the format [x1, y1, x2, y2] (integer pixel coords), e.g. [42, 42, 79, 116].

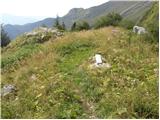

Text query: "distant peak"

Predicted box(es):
[68, 8, 84, 14]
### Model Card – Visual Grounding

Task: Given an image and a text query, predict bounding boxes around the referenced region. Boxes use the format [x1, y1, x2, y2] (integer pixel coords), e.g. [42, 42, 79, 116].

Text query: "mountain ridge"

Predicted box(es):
[4, 1, 153, 39]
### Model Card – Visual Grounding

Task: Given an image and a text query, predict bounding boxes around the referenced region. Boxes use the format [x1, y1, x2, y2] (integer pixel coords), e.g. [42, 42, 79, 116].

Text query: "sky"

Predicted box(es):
[0, 0, 109, 17]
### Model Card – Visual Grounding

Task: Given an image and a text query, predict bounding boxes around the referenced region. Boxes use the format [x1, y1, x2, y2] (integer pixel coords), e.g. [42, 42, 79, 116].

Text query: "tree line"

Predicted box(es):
[0, 12, 134, 47]
[54, 12, 135, 32]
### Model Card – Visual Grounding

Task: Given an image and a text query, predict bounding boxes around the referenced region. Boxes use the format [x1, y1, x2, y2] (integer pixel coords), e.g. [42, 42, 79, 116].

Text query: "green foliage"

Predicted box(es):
[56, 40, 94, 57]
[54, 15, 60, 28]
[71, 21, 90, 31]
[71, 22, 77, 31]
[1, 44, 40, 69]
[77, 21, 90, 31]
[140, 2, 159, 42]
[54, 15, 66, 31]
[94, 12, 122, 29]
[119, 20, 134, 29]
[1, 24, 11, 47]
[61, 22, 66, 31]
[36, 33, 52, 43]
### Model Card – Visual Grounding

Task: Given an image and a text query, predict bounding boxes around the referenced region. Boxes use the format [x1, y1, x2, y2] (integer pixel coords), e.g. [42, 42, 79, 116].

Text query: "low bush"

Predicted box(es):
[71, 21, 90, 31]
[119, 20, 134, 29]
[56, 40, 94, 57]
[94, 12, 122, 29]
[1, 44, 40, 69]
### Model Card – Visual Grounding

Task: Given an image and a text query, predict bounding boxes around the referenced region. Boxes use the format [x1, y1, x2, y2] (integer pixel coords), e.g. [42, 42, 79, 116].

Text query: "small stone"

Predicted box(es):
[15, 97, 19, 101]
[133, 26, 146, 34]
[1, 85, 16, 96]
[89, 54, 111, 69]
[95, 54, 103, 65]
[34, 67, 38, 70]
[31, 74, 36, 80]
[36, 93, 42, 98]
[40, 86, 45, 89]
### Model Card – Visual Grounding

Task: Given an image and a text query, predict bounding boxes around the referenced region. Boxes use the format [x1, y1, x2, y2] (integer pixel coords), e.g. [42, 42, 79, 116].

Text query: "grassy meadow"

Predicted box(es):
[1, 26, 159, 118]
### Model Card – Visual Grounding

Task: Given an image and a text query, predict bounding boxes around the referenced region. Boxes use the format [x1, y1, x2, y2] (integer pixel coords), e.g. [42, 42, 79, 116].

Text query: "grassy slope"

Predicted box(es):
[1, 27, 158, 118]
[139, 2, 159, 41]
[140, 1, 158, 28]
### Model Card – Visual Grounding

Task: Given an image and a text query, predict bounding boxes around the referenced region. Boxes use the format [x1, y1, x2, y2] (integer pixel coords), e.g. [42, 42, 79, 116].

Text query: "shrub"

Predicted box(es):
[1, 44, 40, 69]
[77, 21, 90, 31]
[146, 22, 159, 42]
[139, 2, 159, 42]
[119, 20, 135, 29]
[1, 25, 11, 47]
[71, 22, 77, 31]
[71, 21, 90, 31]
[36, 33, 52, 43]
[56, 40, 94, 56]
[94, 12, 122, 29]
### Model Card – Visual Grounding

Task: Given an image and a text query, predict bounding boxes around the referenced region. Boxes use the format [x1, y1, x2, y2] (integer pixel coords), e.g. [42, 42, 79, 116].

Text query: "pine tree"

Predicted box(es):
[62, 22, 66, 30]
[71, 22, 76, 31]
[54, 15, 60, 28]
[1, 25, 10, 47]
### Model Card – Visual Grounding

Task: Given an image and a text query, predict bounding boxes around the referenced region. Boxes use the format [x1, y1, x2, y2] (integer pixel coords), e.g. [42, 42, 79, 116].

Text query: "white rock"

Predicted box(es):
[26, 32, 38, 36]
[89, 54, 111, 69]
[31, 74, 36, 80]
[133, 26, 146, 34]
[1, 85, 16, 96]
[95, 54, 103, 65]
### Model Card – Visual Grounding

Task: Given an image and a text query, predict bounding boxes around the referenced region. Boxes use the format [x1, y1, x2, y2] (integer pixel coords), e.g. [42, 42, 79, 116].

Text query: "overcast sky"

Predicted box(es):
[0, 0, 109, 17]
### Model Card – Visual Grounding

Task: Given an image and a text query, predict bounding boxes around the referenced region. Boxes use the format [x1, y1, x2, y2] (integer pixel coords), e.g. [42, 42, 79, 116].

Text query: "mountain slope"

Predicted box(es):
[4, 1, 153, 39]
[4, 18, 55, 39]
[1, 26, 158, 118]
[139, 1, 159, 41]
[1, 14, 46, 25]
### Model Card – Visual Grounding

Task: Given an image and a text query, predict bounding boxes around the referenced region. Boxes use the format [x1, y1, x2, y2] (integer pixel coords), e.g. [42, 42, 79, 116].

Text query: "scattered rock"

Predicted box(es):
[56, 31, 64, 37]
[89, 54, 111, 69]
[90, 63, 111, 69]
[31, 74, 37, 81]
[25, 31, 38, 36]
[41, 34, 45, 39]
[40, 86, 45, 89]
[15, 97, 19, 101]
[95, 54, 103, 65]
[133, 26, 146, 34]
[154, 68, 158, 75]
[25, 27, 63, 40]
[112, 29, 120, 33]
[1, 85, 16, 97]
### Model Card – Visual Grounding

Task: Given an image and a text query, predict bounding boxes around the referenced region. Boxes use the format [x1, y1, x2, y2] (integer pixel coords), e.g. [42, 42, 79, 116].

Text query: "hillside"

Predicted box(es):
[1, 26, 158, 118]
[4, 1, 153, 39]
[3, 18, 54, 39]
[139, 2, 159, 42]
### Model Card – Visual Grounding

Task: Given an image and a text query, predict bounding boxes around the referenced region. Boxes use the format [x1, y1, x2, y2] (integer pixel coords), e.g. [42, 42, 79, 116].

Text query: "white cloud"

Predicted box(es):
[0, 0, 109, 17]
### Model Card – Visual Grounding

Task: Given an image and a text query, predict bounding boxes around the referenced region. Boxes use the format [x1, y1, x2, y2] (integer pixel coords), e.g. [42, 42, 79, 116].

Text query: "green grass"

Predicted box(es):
[139, 2, 159, 42]
[1, 44, 41, 69]
[1, 27, 158, 118]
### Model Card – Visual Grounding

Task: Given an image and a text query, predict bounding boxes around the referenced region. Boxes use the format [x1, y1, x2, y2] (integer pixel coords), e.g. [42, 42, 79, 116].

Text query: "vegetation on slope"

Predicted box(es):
[1, 25, 11, 47]
[94, 12, 122, 29]
[1, 26, 158, 118]
[139, 2, 159, 42]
